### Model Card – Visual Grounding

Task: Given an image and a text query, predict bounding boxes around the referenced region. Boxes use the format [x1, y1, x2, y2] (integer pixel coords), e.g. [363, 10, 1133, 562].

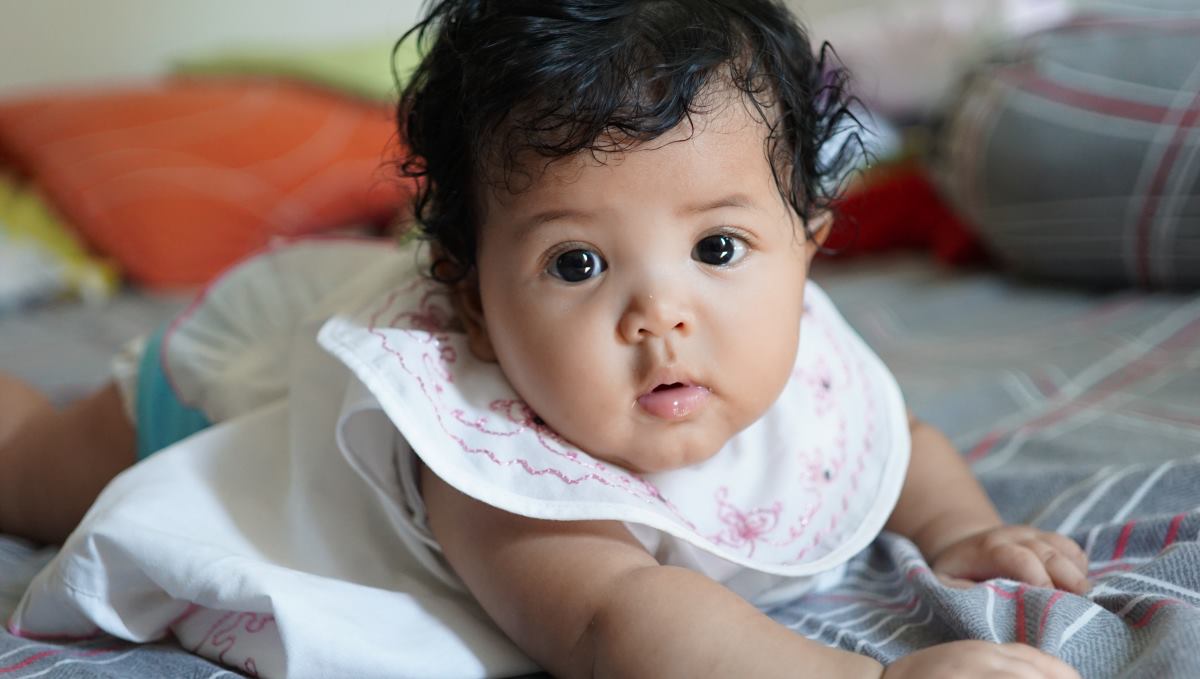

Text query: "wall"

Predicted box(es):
[0, 0, 424, 95]
[0, 1, 875, 97]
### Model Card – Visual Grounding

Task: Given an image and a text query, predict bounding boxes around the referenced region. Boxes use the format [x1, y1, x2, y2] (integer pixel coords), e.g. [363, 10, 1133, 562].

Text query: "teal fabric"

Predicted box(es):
[135, 324, 211, 460]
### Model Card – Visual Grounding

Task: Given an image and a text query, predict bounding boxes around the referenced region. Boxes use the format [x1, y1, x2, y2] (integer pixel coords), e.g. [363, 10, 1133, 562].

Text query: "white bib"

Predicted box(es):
[319, 263, 910, 603]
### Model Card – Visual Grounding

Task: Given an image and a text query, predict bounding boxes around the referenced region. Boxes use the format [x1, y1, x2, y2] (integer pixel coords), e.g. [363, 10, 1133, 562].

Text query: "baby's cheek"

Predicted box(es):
[736, 321, 799, 419]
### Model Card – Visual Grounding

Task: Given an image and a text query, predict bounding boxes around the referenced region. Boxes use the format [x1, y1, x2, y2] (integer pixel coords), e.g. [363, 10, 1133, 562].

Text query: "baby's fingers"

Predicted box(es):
[1020, 537, 1090, 594]
[1037, 548, 1090, 594]
[1042, 532, 1090, 574]
[998, 540, 1090, 594]
[991, 543, 1055, 589]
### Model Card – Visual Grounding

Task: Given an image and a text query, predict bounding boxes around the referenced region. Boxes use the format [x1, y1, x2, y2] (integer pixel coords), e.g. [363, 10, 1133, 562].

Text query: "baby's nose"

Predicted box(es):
[618, 291, 691, 343]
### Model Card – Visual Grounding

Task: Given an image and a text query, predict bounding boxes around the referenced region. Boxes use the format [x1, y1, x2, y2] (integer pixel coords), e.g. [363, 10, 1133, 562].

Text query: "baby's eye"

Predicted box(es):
[547, 248, 607, 283]
[692, 234, 747, 267]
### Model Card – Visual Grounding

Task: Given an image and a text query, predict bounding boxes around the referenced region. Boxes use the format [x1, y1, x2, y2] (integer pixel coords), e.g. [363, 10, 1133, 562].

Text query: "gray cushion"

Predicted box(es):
[938, 8, 1200, 289]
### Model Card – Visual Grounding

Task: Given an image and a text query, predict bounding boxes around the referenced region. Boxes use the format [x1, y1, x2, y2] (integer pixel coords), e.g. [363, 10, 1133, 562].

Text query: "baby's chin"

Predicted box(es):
[586, 437, 727, 475]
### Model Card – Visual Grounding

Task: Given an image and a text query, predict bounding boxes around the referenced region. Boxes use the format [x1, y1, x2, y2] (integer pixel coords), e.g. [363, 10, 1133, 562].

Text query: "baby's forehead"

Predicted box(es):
[481, 95, 778, 203]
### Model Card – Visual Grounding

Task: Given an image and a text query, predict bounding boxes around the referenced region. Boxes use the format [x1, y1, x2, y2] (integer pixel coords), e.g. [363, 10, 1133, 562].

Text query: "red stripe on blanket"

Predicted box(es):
[0, 651, 55, 674]
[1038, 591, 1065, 645]
[1015, 584, 1029, 644]
[1129, 599, 1179, 629]
[1112, 521, 1137, 560]
[906, 565, 930, 581]
[967, 432, 1004, 463]
[0, 647, 121, 674]
[987, 583, 1018, 600]
[1163, 513, 1187, 549]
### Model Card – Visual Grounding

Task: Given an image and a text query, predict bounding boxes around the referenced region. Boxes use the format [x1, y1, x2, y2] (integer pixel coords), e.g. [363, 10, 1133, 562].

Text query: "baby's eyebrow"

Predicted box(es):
[679, 193, 756, 215]
[513, 208, 595, 241]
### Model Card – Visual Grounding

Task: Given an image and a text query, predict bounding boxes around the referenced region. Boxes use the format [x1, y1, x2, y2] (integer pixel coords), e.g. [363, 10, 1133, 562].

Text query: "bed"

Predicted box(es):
[3, 0, 1199, 675]
[0, 252, 1197, 677]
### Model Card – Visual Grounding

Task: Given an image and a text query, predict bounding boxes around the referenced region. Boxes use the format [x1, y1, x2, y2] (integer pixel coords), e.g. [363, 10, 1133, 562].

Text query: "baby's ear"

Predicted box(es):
[804, 211, 834, 260]
[453, 272, 498, 363]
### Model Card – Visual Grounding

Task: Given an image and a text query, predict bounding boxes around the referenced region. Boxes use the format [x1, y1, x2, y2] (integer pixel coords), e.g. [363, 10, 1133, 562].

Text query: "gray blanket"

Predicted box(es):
[0, 256, 1196, 677]
[777, 258, 1200, 678]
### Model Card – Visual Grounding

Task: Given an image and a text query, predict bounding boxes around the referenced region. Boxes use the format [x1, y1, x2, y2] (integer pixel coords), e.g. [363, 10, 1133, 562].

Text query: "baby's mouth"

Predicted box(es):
[637, 383, 711, 420]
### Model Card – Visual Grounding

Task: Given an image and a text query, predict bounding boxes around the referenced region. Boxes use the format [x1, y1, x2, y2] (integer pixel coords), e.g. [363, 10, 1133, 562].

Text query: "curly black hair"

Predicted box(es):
[395, 0, 862, 282]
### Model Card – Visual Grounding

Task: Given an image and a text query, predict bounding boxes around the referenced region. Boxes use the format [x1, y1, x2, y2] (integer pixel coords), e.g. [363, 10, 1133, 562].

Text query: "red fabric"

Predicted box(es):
[825, 162, 985, 265]
[0, 80, 416, 288]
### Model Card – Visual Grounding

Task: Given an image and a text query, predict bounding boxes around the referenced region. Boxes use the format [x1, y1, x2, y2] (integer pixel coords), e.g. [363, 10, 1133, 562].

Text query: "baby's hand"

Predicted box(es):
[883, 641, 1080, 679]
[931, 525, 1090, 594]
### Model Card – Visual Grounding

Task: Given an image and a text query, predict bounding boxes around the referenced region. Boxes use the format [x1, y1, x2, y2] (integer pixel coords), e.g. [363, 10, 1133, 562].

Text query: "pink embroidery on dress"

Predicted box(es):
[167, 603, 201, 629]
[190, 611, 276, 678]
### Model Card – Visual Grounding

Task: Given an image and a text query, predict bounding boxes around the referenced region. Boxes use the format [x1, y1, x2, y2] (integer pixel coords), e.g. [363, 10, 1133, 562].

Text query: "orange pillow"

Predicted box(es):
[0, 80, 414, 288]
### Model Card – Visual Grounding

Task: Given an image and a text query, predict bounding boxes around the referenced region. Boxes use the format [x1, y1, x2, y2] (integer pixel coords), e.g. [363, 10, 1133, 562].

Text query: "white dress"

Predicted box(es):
[11, 239, 910, 679]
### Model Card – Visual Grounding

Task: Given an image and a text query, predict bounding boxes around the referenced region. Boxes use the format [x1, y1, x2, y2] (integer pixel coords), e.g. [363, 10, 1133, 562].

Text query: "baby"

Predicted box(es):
[0, 1, 1089, 677]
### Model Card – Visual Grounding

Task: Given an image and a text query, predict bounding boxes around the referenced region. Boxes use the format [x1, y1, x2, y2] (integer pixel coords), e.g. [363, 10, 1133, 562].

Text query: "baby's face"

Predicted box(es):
[469, 100, 823, 473]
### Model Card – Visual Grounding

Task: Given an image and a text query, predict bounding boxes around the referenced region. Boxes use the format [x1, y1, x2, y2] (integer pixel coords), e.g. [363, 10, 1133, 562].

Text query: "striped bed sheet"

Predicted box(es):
[0, 255, 1197, 677]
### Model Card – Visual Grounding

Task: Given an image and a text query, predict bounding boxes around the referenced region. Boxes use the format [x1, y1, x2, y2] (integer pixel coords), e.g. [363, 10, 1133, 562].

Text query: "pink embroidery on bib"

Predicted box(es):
[804, 356, 837, 417]
[451, 408, 522, 436]
[709, 487, 782, 557]
[782, 313, 880, 563]
[391, 289, 454, 335]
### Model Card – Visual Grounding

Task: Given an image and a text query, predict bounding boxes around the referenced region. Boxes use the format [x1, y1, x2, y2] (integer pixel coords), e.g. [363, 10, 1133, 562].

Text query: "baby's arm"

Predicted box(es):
[420, 465, 884, 679]
[884, 414, 1090, 593]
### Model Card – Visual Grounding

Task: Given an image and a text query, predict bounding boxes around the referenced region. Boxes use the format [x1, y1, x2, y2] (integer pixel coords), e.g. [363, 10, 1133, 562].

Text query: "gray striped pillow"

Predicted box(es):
[938, 10, 1200, 289]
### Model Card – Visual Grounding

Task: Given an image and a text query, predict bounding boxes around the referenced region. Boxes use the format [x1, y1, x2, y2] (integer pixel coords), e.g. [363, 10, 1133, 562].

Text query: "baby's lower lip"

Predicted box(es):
[637, 385, 711, 420]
